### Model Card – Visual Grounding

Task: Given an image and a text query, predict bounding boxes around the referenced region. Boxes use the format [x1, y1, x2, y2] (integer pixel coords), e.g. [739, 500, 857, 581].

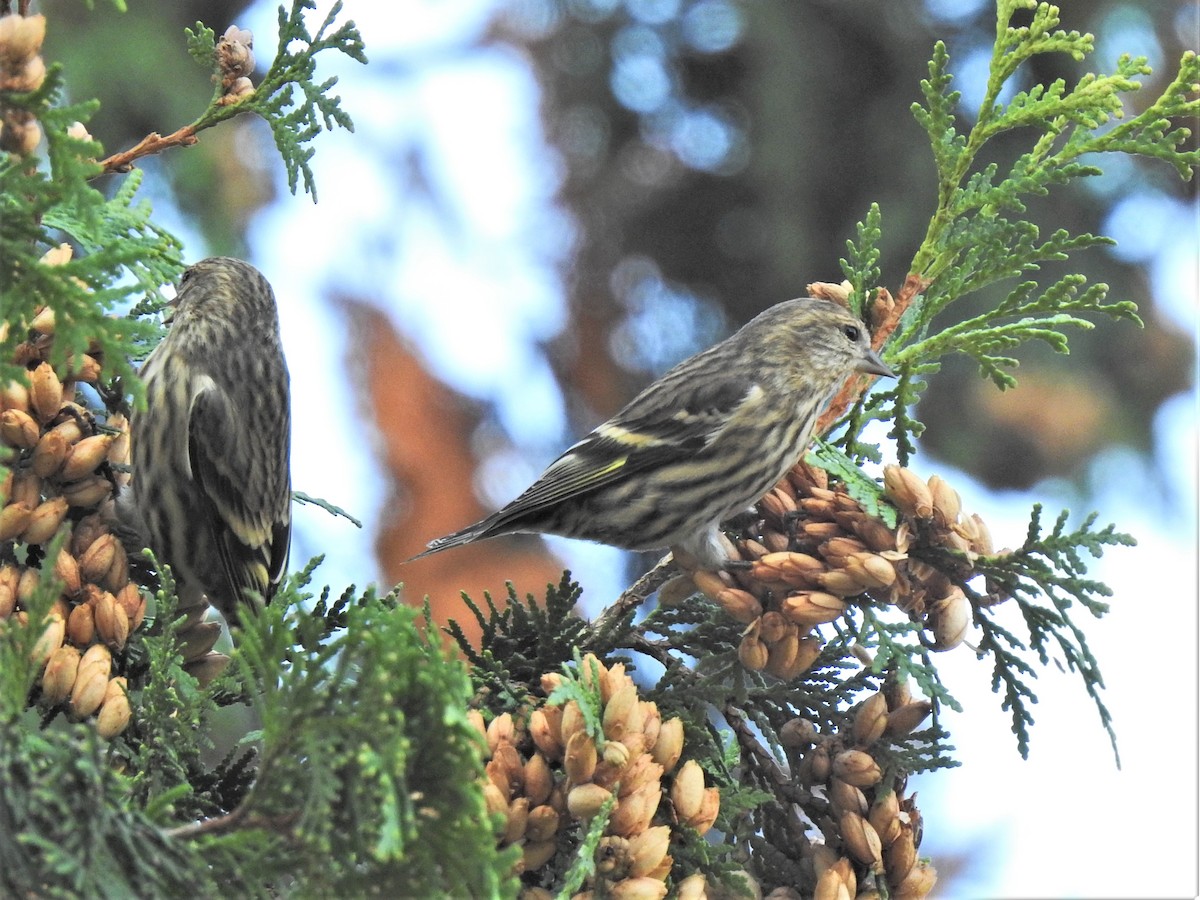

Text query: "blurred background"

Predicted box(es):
[43, 0, 1196, 895]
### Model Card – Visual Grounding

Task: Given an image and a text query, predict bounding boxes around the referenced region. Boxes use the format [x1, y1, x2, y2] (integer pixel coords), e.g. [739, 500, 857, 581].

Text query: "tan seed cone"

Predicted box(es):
[61, 433, 115, 481]
[566, 782, 611, 820]
[41, 644, 81, 704]
[564, 730, 599, 784]
[670, 759, 705, 820]
[839, 811, 883, 870]
[22, 496, 69, 544]
[852, 692, 890, 746]
[832, 749, 882, 787]
[607, 877, 668, 900]
[525, 804, 559, 842]
[650, 717, 683, 772]
[31, 429, 68, 477]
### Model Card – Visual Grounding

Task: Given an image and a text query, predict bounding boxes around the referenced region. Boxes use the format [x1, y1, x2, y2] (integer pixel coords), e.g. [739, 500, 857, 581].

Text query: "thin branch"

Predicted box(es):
[165, 807, 299, 840]
[588, 553, 676, 637]
[96, 125, 202, 175]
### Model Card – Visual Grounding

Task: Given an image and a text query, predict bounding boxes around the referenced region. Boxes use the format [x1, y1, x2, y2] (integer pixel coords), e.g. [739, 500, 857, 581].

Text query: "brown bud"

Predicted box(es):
[884, 820, 917, 885]
[0, 13, 47, 63]
[832, 749, 882, 787]
[1, 379, 30, 414]
[525, 804, 559, 843]
[883, 465, 934, 520]
[30, 612, 66, 666]
[79, 533, 118, 583]
[69, 664, 109, 718]
[52, 548, 82, 598]
[564, 730, 598, 784]
[852, 692, 890, 746]
[840, 811, 883, 870]
[928, 587, 970, 651]
[17, 566, 39, 603]
[29, 362, 63, 424]
[503, 796, 530, 845]
[735, 631, 768, 672]
[670, 759, 705, 820]
[853, 515, 898, 552]
[1, 408, 40, 449]
[927, 475, 961, 527]
[813, 867, 850, 900]
[780, 591, 847, 628]
[886, 700, 933, 738]
[715, 586, 763, 624]
[485, 712, 515, 755]
[521, 839, 558, 873]
[656, 573, 697, 607]
[96, 677, 131, 738]
[0, 501, 32, 542]
[566, 782, 612, 820]
[780, 717, 818, 749]
[868, 790, 901, 847]
[529, 708, 563, 759]
[676, 874, 709, 900]
[757, 610, 789, 645]
[21, 496, 69, 544]
[66, 602, 95, 645]
[752, 551, 826, 588]
[828, 777, 867, 816]
[184, 653, 231, 686]
[0, 582, 14, 619]
[766, 633, 821, 681]
[603, 679, 639, 743]
[482, 781, 509, 819]
[31, 429, 68, 478]
[64, 352, 103, 385]
[60, 476, 112, 508]
[178, 621, 222, 662]
[115, 583, 144, 628]
[628, 824, 671, 878]
[41, 644, 81, 704]
[893, 860, 938, 899]
[560, 700, 585, 746]
[61, 434, 114, 481]
[93, 590, 129, 650]
[610, 782, 661, 837]
[684, 786, 720, 836]
[846, 552, 898, 589]
[650, 716, 684, 772]
[608, 878, 668, 900]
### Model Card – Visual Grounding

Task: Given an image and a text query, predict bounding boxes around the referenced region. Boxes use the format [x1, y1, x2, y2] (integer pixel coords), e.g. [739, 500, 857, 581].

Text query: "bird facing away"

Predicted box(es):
[415, 297, 894, 568]
[125, 257, 292, 624]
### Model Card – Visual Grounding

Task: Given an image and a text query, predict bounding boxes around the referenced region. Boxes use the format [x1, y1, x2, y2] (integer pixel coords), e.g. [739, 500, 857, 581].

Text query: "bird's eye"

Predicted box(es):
[841, 324, 860, 342]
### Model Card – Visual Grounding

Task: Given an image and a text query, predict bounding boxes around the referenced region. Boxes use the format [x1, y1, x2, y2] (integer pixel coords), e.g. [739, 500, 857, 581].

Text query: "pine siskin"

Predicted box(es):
[416, 296, 894, 568]
[123, 257, 292, 624]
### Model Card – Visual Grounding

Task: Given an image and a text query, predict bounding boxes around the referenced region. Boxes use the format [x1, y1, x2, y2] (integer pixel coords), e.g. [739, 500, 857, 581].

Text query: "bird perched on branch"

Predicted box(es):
[415, 296, 893, 569]
[123, 257, 292, 623]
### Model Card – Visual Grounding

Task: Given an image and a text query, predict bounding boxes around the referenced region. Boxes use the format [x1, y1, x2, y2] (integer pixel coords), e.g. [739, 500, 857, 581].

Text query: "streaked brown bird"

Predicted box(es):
[415, 297, 893, 568]
[124, 257, 291, 623]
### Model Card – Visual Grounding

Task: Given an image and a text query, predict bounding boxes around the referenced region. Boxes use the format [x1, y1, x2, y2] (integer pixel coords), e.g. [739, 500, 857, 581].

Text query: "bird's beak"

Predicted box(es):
[856, 348, 895, 378]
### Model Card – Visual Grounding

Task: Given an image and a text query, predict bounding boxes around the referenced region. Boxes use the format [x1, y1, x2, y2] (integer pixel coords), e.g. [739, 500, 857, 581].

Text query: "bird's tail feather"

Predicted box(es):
[406, 522, 491, 562]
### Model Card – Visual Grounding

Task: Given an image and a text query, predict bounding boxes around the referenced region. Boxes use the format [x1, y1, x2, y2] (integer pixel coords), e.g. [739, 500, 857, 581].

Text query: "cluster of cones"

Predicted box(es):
[476, 653, 729, 900]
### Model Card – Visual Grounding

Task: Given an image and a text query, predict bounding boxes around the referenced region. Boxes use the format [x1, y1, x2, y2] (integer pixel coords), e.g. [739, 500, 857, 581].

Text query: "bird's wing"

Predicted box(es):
[187, 378, 291, 608]
[487, 374, 765, 521]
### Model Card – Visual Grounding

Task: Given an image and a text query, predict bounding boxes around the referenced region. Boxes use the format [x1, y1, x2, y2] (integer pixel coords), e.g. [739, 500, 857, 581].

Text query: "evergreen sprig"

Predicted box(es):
[186, 0, 366, 200]
[0, 66, 180, 394]
[966, 505, 1133, 761]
